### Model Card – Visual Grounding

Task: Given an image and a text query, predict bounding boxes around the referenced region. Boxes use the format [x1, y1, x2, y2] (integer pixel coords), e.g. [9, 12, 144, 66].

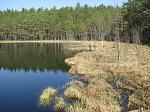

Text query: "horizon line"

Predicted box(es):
[0, 1, 125, 11]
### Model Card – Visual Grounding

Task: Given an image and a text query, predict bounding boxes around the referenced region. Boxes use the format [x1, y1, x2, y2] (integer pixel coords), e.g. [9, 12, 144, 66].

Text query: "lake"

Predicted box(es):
[0, 43, 75, 112]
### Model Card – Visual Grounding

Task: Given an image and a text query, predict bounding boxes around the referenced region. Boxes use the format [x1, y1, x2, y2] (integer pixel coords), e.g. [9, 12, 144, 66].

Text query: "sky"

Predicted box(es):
[0, 0, 127, 11]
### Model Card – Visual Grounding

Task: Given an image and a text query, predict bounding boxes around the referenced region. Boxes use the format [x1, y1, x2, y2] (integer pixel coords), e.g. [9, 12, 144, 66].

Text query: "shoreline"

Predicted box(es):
[0, 40, 84, 44]
[64, 42, 150, 112]
[0, 40, 149, 111]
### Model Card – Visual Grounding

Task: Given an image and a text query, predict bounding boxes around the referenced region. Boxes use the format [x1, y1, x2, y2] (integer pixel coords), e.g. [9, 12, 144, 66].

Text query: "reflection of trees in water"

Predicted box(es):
[0, 43, 72, 72]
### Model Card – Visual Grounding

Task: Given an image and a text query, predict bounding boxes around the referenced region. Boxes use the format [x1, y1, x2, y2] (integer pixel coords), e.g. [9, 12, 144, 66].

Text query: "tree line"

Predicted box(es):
[0, 1, 149, 44]
[122, 0, 150, 44]
[0, 3, 121, 41]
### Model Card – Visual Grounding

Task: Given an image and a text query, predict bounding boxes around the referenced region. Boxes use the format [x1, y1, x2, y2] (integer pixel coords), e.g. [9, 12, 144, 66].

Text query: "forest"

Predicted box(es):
[0, 0, 150, 112]
[0, 0, 149, 44]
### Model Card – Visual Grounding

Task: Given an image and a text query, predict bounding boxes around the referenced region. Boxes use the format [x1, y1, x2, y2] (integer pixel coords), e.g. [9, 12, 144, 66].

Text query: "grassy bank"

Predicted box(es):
[36, 41, 150, 112]
[64, 41, 150, 112]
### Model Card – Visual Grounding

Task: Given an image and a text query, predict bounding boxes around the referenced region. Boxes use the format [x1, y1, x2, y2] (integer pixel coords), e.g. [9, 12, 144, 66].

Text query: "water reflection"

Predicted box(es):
[0, 43, 71, 72]
[0, 43, 74, 112]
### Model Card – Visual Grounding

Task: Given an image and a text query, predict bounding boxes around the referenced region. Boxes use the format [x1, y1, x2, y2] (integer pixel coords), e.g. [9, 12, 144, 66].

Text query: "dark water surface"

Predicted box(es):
[0, 43, 74, 112]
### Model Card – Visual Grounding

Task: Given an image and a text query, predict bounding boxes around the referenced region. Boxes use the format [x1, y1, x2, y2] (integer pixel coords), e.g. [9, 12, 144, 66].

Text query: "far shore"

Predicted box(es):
[0, 40, 85, 44]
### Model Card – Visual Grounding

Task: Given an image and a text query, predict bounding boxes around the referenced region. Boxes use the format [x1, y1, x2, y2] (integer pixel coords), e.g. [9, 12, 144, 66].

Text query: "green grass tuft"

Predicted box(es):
[55, 97, 67, 111]
[39, 87, 56, 106]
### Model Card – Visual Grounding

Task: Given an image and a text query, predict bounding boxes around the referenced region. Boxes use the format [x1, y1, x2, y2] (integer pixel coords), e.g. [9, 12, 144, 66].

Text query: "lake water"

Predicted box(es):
[0, 43, 74, 112]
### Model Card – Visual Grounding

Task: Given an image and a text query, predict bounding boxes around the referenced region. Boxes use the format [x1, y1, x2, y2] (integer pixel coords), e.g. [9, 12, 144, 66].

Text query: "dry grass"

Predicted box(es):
[55, 97, 67, 111]
[65, 41, 150, 112]
[39, 87, 56, 106]
[64, 81, 84, 100]
[64, 75, 121, 112]
[66, 41, 150, 81]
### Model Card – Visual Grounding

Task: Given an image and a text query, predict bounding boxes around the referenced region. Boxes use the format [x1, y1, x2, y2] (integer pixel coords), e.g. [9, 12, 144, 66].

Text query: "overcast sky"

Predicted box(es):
[0, 0, 127, 10]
